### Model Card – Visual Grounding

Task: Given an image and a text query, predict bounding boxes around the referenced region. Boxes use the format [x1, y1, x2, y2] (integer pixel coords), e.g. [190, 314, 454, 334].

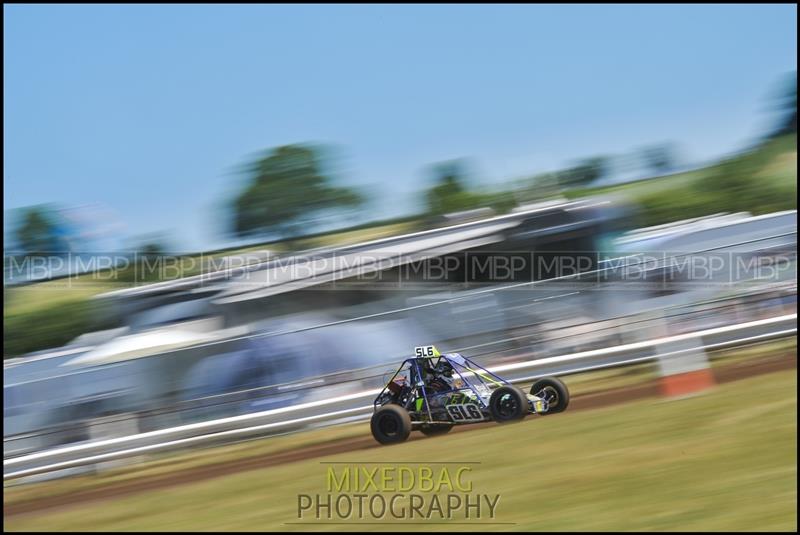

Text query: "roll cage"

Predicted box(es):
[374, 352, 511, 423]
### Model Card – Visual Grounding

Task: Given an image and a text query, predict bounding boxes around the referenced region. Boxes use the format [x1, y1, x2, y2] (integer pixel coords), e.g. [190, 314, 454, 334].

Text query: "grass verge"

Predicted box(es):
[5, 369, 796, 531]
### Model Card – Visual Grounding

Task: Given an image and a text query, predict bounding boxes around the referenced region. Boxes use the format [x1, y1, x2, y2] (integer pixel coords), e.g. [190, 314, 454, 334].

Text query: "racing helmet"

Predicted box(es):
[434, 358, 454, 378]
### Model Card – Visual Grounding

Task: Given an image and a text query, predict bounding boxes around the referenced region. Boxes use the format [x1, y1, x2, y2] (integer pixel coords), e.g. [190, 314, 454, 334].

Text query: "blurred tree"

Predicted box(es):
[140, 242, 165, 259]
[14, 205, 67, 255]
[425, 160, 485, 215]
[770, 71, 796, 137]
[641, 144, 677, 175]
[233, 144, 364, 239]
[558, 156, 609, 188]
[557, 156, 608, 188]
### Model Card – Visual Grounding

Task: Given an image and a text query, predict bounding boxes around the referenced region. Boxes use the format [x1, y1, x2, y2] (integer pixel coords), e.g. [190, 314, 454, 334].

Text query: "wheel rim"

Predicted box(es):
[536, 386, 560, 408]
[379, 414, 400, 436]
[496, 393, 519, 418]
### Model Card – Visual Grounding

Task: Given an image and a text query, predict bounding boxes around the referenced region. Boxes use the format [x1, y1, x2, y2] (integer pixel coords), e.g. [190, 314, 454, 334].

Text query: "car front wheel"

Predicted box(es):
[371, 404, 412, 444]
[530, 377, 570, 414]
[488, 386, 528, 423]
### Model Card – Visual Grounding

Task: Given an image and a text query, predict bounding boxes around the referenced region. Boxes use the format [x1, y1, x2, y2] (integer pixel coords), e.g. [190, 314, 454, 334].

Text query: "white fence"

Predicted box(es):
[4, 313, 795, 481]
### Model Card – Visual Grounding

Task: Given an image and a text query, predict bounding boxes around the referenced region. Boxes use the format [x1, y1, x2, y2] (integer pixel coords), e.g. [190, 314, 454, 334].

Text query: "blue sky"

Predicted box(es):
[4, 4, 797, 252]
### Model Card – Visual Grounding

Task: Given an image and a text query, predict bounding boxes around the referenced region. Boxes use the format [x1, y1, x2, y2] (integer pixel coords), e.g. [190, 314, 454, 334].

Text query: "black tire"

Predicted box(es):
[488, 386, 528, 423]
[371, 404, 412, 445]
[530, 377, 570, 414]
[420, 424, 454, 437]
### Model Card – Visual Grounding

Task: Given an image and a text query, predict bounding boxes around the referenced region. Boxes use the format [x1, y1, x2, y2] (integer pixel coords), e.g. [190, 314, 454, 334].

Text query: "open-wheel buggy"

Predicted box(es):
[371, 346, 569, 444]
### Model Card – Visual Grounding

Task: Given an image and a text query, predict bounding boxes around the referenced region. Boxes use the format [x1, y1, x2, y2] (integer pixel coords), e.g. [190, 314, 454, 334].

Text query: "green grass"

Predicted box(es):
[3, 282, 122, 357]
[3, 423, 370, 507]
[565, 133, 797, 228]
[291, 221, 417, 250]
[707, 339, 797, 369]
[568, 133, 797, 200]
[1, 360, 658, 508]
[6, 370, 796, 532]
[3, 340, 791, 509]
[3, 281, 111, 316]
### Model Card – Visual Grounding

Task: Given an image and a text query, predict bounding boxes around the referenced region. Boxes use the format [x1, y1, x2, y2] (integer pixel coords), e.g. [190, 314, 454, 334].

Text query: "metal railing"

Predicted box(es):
[4, 312, 795, 481]
[4, 282, 793, 452]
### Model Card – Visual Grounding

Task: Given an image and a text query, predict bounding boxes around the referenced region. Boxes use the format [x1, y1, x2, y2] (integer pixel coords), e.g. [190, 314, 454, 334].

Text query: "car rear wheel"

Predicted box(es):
[371, 404, 412, 444]
[530, 377, 569, 414]
[488, 386, 528, 423]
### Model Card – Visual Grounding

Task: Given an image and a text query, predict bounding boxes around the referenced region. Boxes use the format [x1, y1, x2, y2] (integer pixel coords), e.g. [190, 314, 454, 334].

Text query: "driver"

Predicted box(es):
[424, 358, 456, 392]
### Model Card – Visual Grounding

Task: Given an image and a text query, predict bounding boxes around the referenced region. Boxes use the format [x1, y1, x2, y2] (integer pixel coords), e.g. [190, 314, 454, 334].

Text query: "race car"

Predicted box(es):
[370, 345, 569, 444]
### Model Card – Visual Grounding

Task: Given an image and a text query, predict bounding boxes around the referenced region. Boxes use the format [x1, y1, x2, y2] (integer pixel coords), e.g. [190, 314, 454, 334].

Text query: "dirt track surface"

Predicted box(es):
[5, 352, 796, 518]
